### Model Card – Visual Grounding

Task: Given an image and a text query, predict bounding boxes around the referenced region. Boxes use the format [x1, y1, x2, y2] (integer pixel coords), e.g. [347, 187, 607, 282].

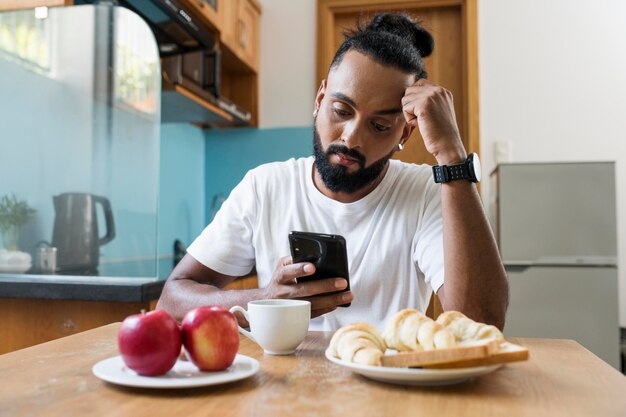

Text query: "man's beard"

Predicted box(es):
[313, 124, 394, 194]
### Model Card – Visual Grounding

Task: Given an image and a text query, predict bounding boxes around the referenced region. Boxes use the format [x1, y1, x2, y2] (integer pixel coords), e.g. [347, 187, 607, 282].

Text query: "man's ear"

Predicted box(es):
[400, 121, 415, 144]
[314, 79, 327, 111]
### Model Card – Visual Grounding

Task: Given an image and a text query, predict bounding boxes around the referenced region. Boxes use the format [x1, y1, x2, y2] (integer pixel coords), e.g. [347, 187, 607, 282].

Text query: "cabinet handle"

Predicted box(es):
[238, 18, 248, 50]
[61, 319, 76, 332]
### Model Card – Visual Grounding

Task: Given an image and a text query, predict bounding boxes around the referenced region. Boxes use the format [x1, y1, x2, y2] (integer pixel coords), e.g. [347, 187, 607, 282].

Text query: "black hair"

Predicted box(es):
[329, 13, 434, 79]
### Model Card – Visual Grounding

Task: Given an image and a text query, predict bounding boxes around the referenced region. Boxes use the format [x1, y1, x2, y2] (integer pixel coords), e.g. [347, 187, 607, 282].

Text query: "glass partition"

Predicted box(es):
[0, 4, 161, 278]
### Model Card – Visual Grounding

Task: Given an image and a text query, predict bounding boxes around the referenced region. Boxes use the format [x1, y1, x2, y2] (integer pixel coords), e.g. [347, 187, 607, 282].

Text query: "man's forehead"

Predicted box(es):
[326, 50, 415, 109]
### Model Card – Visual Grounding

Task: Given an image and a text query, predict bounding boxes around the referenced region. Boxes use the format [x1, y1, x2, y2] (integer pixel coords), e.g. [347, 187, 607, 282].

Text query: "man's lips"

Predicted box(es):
[334, 152, 358, 166]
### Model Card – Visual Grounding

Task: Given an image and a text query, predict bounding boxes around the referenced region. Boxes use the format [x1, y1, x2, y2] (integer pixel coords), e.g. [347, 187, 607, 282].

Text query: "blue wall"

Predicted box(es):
[204, 127, 312, 224]
[157, 125, 311, 277]
[158, 124, 206, 258]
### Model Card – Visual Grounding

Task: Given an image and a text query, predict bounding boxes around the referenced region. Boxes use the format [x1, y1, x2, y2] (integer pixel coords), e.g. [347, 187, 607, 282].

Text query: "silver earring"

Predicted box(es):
[313, 109, 318, 117]
[397, 143, 404, 151]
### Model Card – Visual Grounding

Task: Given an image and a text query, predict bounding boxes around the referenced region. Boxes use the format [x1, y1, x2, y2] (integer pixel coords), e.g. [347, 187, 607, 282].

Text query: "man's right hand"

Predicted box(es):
[264, 256, 353, 318]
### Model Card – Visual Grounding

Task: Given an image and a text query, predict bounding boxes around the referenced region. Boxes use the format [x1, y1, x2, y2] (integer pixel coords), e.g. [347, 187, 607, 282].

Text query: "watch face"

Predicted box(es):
[471, 153, 482, 182]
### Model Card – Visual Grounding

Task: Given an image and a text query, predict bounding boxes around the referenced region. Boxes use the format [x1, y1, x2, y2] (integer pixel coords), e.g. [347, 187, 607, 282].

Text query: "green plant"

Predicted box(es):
[0, 194, 35, 251]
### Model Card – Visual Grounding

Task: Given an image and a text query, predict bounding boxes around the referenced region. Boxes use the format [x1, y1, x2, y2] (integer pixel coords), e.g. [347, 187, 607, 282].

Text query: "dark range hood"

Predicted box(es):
[115, 0, 215, 55]
[76, 0, 216, 55]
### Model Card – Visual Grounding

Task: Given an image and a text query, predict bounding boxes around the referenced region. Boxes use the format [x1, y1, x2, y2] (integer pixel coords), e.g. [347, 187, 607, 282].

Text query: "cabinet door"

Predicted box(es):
[220, 0, 260, 72]
[0, 0, 69, 11]
[0, 298, 155, 354]
[235, 0, 260, 71]
[219, 0, 238, 53]
[182, 0, 221, 32]
[504, 266, 620, 369]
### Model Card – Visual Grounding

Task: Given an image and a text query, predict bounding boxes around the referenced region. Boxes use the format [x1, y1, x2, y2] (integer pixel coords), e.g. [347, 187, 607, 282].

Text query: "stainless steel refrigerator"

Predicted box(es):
[493, 162, 620, 369]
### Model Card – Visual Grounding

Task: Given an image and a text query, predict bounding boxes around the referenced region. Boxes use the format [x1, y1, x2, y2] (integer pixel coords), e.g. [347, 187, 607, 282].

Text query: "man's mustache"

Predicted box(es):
[326, 144, 366, 168]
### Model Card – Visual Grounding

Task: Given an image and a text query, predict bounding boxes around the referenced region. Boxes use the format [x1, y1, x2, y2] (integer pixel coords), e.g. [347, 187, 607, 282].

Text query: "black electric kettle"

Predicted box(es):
[51, 193, 116, 273]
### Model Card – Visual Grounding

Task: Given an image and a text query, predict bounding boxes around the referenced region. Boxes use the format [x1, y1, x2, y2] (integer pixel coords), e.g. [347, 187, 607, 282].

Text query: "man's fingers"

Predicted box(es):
[311, 306, 337, 319]
[295, 277, 348, 298]
[277, 255, 293, 267]
[274, 261, 316, 284]
[233, 310, 249, 328]
[305, 290, 353, 313]
[403, 103, 418, 125]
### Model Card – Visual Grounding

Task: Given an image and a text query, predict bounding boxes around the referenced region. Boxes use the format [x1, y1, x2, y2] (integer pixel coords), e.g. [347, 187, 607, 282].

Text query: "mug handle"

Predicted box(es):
[229, 306, 255, 342]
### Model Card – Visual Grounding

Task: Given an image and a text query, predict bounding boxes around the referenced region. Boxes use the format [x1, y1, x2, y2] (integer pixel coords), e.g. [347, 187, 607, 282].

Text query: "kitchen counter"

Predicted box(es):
[0, 264, 258, 355]
[0, 259, 170, 355]
[0, 257, 175, 302]
[2, 323, 626, 417]
[0, 273, 164, 303]
[0, 271, 165, 354]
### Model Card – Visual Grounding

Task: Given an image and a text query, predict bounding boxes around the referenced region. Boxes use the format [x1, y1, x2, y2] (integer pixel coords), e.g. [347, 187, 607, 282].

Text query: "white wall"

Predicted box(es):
[256, 0, 626, 326]
[478, 0, 626, 326]
[258, 0, 316, 128]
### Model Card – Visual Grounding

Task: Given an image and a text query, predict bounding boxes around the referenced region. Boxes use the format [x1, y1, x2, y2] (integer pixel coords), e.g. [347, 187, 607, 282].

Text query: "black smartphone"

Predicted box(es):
[288, 231, 351, 307]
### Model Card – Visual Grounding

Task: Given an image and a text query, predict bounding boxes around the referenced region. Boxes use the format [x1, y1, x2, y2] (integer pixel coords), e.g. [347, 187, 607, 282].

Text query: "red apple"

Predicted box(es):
[181, 306, 239, 371]
[118, 309, 182, 376]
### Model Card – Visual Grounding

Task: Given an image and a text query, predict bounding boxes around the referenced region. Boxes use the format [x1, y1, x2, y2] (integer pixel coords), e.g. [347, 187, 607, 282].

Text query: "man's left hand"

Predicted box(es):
[401, 79, 466, 165]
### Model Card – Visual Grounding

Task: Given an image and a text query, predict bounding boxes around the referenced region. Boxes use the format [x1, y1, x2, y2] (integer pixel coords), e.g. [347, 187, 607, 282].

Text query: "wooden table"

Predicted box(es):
[1, 324, 625, 417]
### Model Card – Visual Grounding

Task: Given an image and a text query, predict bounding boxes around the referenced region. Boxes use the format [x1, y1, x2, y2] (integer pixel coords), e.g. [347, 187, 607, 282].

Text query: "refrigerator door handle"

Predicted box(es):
[504, 265, 532, 273]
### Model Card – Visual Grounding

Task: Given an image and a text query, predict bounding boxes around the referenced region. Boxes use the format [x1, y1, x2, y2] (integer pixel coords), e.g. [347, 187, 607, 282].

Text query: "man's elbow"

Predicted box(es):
[487, 279, 510, 331]
[437, 280, 509, 331]
[155, 279, 183, 321]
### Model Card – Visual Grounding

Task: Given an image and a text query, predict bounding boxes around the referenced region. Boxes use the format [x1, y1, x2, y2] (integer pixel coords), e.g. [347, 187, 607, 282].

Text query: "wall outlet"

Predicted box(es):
[494, 141, 511, 165]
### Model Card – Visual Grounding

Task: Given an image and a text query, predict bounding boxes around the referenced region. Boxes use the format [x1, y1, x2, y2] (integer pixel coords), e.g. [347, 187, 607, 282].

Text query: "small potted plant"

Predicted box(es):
[0, 194, 35, 273]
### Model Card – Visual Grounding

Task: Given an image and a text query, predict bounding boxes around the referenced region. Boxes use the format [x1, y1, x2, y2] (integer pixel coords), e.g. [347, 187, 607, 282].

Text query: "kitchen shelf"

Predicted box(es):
[161, 81, 233, 125]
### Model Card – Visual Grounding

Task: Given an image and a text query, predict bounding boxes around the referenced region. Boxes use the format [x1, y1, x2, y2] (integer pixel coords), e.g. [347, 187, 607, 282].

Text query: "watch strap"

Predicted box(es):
[433, 153, 481, 183]
[433, 163, 471, 183]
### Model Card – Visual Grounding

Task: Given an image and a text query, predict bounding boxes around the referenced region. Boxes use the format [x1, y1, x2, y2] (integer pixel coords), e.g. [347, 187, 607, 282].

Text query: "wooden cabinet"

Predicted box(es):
[167, 0, 262, 127]
[218, 0, 237, 56]
[0, 298, 157, 354]
[0, 0, 69, 10]
[220, 0, 261, 72]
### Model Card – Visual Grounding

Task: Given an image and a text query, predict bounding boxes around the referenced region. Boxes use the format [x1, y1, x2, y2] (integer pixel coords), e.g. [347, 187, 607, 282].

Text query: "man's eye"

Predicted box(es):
[333, 108, 350, 117]
[373, 122, 391, 132]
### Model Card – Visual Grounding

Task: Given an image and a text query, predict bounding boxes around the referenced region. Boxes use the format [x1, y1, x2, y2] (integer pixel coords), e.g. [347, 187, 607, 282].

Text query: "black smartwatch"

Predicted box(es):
[432, 152, 481, 183]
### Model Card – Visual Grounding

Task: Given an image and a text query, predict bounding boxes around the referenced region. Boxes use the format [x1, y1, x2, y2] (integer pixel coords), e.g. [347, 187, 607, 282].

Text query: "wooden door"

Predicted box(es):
[317, 0, 478, 166]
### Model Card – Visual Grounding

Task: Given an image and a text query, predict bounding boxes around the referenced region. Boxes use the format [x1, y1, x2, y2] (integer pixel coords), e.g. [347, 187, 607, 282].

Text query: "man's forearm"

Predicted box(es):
[156, 278, 268, 321]
[439, 181, 509, 330]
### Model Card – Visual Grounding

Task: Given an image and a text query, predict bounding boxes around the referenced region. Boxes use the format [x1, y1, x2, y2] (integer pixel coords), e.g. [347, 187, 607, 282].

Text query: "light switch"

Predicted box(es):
[494, 141, 511, 165]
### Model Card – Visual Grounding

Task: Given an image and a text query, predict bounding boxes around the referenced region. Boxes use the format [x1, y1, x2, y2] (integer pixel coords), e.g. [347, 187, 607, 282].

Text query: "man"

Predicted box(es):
[157, 13, 508, 331]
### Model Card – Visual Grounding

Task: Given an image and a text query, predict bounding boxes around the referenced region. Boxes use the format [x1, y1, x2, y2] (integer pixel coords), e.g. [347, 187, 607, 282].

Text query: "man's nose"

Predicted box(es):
[340, 120, 364, 148]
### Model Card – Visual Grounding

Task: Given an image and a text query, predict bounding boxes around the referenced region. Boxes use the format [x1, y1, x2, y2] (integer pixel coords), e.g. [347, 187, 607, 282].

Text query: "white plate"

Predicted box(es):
[325, 350, 501, 386]
[92, 354, 259, 389]
[0, 263, 31, 273]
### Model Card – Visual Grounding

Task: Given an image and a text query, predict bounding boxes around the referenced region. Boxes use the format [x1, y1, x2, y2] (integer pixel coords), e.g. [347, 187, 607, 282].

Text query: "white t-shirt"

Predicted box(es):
[187, 156, 444, 331]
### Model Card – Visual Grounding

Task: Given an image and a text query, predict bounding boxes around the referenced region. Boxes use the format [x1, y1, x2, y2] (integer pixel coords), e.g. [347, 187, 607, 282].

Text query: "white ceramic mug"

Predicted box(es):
[229, 299, 311, 355]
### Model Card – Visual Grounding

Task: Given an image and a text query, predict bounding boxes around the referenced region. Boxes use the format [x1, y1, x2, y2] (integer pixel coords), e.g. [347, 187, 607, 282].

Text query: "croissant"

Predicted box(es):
[327, 322, 386, 366]
[435, 311, 504, 345]
[382, 309, 455, 351]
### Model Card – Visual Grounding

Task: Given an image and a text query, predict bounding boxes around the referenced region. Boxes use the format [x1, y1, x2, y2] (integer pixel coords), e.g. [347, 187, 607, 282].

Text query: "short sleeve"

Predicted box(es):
[412, 182, 445, 293]
[187, 171, 257, 276]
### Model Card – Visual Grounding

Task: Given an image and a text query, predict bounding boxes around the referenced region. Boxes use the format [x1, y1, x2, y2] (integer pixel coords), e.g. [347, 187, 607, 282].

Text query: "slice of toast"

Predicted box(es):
[380, 340, 528, 369]
[425, 342, 529, 369]
[380, 339, 500, 368]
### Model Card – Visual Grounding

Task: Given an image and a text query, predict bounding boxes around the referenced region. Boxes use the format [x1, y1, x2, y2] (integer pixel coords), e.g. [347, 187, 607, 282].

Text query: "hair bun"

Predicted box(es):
[365, 13, 434, 58]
